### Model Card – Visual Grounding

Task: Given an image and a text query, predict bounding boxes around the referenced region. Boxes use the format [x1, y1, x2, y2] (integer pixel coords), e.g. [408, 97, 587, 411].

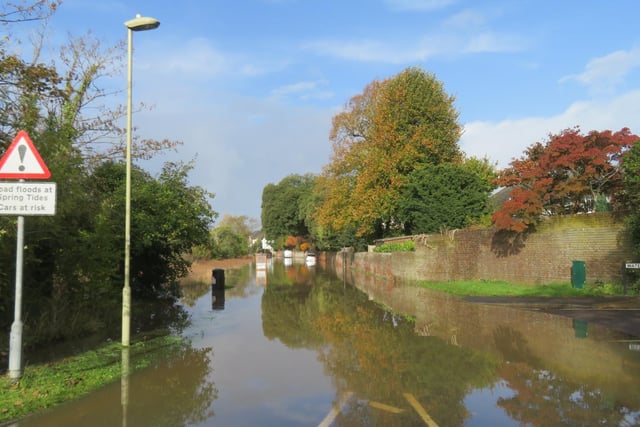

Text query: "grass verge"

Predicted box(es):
[0, 333, 183, 424]
[416, 280, 634, 297]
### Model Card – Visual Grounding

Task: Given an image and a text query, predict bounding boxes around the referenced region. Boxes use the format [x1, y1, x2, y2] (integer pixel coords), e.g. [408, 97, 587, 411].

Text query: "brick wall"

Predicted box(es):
[327, 213, 634, 285]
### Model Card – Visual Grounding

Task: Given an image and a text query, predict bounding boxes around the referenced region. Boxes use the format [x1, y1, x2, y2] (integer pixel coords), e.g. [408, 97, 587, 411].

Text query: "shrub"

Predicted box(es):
[373, 240, 415, 253]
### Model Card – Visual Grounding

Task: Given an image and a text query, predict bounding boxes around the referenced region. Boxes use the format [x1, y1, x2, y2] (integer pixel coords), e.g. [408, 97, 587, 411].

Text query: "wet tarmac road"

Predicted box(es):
[464, 296, 640, 338]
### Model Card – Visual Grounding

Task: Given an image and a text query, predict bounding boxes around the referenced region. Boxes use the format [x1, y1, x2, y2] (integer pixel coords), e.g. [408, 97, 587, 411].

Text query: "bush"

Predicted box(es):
[373, 240, 415, 253]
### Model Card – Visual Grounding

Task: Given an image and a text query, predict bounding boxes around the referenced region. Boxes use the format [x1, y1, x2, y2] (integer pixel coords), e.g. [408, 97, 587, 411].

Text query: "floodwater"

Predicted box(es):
[11, 259, 640, 426]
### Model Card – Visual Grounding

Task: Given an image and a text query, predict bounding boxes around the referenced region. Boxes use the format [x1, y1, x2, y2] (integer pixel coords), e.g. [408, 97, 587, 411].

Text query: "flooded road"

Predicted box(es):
[13, 259, 640, 426]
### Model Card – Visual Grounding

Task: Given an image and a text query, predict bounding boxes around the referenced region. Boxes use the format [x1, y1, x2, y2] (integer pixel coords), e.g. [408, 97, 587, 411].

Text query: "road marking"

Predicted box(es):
[318, 392, 353, 427]
[404, 393, 439, 427]
[369, 400, 405, 413]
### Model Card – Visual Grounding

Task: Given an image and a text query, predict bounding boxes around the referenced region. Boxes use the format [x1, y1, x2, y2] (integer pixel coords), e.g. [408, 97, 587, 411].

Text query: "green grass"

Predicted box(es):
[416, 280, 634, 297]
[0, 334, 183, 423]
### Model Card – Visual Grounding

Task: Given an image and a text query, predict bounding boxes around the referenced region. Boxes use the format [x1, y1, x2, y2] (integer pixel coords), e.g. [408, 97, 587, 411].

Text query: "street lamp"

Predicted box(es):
[122, 14, 159, 347]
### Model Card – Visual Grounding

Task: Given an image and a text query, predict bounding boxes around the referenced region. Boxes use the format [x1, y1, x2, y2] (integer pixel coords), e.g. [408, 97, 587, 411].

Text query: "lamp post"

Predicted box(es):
[122, 14, 159, 347]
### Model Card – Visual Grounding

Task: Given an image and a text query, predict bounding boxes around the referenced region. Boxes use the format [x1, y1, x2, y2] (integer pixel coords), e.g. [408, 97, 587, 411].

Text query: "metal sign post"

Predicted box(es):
[8, 214, 24, 380]
[623, 262, 640, 295]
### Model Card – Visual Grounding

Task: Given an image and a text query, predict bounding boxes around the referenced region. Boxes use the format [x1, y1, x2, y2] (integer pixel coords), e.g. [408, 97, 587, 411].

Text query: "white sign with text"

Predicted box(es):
[0, 182, 57, 215]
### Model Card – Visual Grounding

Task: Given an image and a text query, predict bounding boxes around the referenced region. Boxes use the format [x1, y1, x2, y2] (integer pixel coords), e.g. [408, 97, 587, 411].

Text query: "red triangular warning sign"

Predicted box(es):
[0, 130, 51, 179]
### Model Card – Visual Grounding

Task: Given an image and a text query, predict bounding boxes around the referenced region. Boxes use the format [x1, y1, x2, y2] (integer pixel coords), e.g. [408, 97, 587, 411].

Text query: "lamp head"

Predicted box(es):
[125, 14, 160, 31]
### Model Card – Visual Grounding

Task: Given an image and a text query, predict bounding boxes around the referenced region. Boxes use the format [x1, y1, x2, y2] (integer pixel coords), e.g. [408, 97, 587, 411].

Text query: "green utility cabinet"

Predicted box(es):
[571, 260, 586, 289]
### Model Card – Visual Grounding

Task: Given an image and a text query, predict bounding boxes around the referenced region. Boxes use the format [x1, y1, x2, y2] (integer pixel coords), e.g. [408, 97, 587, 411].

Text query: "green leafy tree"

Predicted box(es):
[0, 8, 218, 348]
[0, 55, 64, 141]
[623, 143, 640, 256]
[128, 161, 216, 297]
[217, 214, 258, 238]
[316, 67, 462, 240]
[398, 163, 493, 234]
[210, 226, 248, 259]
[261, 173, 315, 245]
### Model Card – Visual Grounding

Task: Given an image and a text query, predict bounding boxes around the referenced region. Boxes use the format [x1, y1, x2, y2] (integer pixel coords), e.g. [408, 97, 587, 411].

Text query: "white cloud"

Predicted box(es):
[443, 9, 486, 28]
[560, 47, 640, 93]
[383, 0, 456, 12]
[304, 30, 524, 63]
[154, 38, 229, 77]
[304, 10, 526, 63]
[271, 80, 325, 96]
[460, 90, 640, 168]
[463, 31, 525, 53]
[303, 39, 434, 63]
[141, 38, 295, 84]
[136, 94, 336, 219]
[240, 60, 291, 77]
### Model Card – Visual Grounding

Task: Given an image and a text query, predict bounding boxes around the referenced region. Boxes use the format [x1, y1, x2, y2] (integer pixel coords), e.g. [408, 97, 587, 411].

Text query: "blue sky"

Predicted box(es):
[16, 0, 640, 224]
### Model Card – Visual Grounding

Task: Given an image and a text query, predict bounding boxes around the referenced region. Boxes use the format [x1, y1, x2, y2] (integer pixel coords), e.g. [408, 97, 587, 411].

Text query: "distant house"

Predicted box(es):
[490, 187, 514, 208]
[261, 237, 274, 252]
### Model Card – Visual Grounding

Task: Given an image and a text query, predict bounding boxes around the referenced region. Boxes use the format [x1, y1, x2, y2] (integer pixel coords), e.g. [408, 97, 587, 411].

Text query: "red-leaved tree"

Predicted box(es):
[492, 127, 639, 232]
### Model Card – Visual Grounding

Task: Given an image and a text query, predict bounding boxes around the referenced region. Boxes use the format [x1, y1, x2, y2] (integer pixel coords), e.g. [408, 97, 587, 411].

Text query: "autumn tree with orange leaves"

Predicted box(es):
[316, 67, 463, 240]
[492, 127, 639, 232]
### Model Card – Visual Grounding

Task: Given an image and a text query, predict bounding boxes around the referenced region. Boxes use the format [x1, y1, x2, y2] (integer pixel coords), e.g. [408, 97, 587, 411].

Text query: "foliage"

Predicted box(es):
[192, 215, 257, 260]
[462, 155, 499, 186]
[0, 55, 64, 142]
[1, 29, 180, 165]
[0, 1, 60, 27]
[493, 127, 639, 232]
[261, 173, 314, 245]
[211, 226, 249, 259]
[284, 235, 297, 249]
[0, 3, 222, 357]
[120, 161, 215, 297]
[0, 158, 215, 345]
[307, 220, 370, 252]
[316, 67, 462, 240]
[217, 214, 258, 237]
[398, 162, 494, 234]
[623, 143, 640, 258]
[372, 240, 415, 253]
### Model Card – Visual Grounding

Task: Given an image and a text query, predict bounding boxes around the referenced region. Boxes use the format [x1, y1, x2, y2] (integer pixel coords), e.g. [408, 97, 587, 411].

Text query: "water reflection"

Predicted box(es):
[347, 267, 640, 426]
[121, 347, 130, 427]
[211, 287, 225, 310]
[262, 267, 498, 426]
[16, 339, 217, 427]
[13, 260, 640, 426]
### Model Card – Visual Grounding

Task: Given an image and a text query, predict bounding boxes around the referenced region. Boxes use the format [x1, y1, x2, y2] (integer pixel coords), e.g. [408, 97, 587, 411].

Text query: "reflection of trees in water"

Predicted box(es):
[223, 266, 258, 298]
[261, 280, 324, 348]
[180, 265, 254, 306]
[134, 298, 191, 336]
[24, 339, 218, 426]
[493, 325, 640, 426]
[497, 362, 639, 426]
[270, 261, 317, 286]
[261, 271, 498, 426]
[126, 342, 217, 426]
[262, 267, 640, 426]
[493, 325, 541, 366]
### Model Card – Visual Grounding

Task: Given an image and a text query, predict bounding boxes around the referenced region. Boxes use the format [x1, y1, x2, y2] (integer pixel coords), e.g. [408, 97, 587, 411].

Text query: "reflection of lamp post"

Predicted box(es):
[122, 14, 159, 347]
